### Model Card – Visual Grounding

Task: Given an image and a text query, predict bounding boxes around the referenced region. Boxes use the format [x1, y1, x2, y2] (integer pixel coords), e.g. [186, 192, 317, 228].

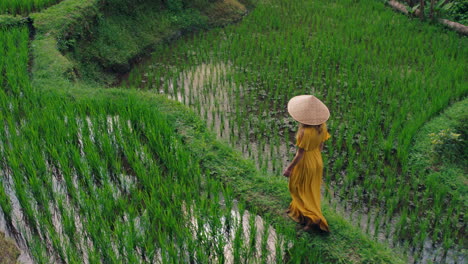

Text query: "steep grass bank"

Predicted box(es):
[409, 98, 467, 206]
[31, 0, 249, 86]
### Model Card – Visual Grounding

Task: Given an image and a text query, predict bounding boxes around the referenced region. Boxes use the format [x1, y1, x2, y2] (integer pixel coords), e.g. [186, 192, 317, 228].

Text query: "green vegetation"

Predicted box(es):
[402, 0, 468, 24]
[126, 0, 468, 258]
[1, 91, 281, 262]
[0, 26, 32, 264]
[0, 232, 20, 264]
[410, 98, 467, 207]
[0, 0, 465, 262]
[29, 0, 249, 85]
[0, 0, 62, 15]
[446, 0, 468, 24]
[0, 23, 403, 262]
[0, 0, 407, 263]
[0, 15, 28, 28]
[71, 3, 209, 84]
[2, 26, 295, 263]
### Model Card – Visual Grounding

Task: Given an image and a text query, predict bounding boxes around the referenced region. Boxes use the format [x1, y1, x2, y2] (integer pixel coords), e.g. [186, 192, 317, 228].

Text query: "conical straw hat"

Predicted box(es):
[287, 95, 330, 125]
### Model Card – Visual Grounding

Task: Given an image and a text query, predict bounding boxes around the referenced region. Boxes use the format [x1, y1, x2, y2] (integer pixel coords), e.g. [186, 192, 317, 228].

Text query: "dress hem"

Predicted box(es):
[287, 208, 330, 232]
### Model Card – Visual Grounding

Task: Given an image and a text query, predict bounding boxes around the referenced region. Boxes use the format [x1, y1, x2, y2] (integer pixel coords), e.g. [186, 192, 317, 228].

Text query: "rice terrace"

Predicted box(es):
[0, 0, 466, 263]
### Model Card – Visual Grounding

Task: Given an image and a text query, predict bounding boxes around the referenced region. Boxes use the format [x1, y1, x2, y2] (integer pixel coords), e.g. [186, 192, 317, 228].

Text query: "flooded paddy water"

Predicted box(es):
[145, 62, 294, 174]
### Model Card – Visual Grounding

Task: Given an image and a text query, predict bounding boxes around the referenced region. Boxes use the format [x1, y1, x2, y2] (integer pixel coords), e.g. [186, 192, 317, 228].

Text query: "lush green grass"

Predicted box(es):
[0, 0, 62, 15]
[2, 94, 287, 263]
[0, 15, 28, 28]
[126, 0, 468, 257]
[0, 26, 31, 96]
[0, 26, 32, 263]
[29, 0, 249, 85]
[409, 98, 467, 206]
[71, 5, 209, 84]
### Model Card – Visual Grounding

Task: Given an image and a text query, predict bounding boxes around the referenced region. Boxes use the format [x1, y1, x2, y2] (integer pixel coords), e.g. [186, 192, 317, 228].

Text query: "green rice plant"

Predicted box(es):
[0, 35, 230, 259]
[259, 222, 270, 263]
[274, 225, 285, 263]
[0, 0, 62, 15]
[0, 27, 30, 98]
[246, 211, 258, 260]
[27, 234, 50, 263]
[232, 214, 244, 263]
[0, 179, 13, 225]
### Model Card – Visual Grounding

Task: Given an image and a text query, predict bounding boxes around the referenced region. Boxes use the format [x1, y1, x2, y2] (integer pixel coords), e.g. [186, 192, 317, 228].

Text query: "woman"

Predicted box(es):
[283, 95, 331, 233]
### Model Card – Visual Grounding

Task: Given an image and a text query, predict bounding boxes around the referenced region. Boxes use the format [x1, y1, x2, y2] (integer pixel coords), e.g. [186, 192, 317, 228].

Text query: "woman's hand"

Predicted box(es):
[283, 148, 304, 178]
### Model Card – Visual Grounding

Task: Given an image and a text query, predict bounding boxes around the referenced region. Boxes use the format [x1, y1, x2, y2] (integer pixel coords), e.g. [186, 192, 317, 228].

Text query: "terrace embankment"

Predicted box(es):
[30, 0, 252, 86]
[409, 97, 467, 214]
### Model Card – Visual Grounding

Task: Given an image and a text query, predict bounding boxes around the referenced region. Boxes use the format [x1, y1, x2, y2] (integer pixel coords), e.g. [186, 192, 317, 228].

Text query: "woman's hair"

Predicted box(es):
[300, 123, 323, 134]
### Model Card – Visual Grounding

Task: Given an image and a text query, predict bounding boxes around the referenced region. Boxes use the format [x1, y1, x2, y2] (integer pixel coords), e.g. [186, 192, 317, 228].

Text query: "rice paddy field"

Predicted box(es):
[0, 0, 62, 15]
[0, 0, 466, 263]
[1, 26, 322, 263]
[125, 0, 468, 261]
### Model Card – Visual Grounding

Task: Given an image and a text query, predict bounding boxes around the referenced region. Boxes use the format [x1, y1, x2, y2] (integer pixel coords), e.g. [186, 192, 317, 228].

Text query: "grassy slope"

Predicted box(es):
[409, 98, 467, 203]
[0, 232, 20, 264]
[0, 15, 28, 28]
[0, 0, 401, 263]
[31, 0, 250, 85]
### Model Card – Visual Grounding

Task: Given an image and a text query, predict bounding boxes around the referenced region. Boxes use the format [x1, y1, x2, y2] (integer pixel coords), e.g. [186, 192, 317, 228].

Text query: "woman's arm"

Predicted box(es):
[283, 148, 305, 177]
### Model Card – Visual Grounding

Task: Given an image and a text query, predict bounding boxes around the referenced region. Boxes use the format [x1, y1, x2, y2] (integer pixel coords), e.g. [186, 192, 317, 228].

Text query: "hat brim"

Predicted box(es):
[287, 95, 330, 125]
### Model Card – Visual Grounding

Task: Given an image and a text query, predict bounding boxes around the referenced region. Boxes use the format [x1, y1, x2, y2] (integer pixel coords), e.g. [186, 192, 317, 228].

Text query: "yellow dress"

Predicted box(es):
[287, 123, 331, 232]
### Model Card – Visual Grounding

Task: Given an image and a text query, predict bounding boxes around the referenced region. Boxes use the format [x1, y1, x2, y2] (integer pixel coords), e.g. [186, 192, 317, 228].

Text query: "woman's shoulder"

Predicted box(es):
[303, 124, 328, 136]
[301, 126, 317, 137]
